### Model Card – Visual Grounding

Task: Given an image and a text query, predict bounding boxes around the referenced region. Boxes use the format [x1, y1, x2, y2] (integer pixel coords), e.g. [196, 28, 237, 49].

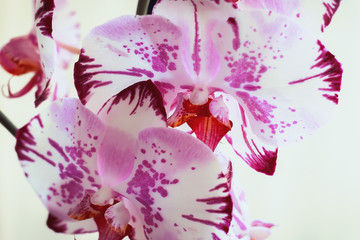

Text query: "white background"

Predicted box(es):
[0, 1, 359, 239]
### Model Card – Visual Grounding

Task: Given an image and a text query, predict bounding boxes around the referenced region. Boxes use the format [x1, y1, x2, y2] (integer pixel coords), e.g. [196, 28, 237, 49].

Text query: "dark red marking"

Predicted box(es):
[101, 80, 167, 122]
[227, 17, 240, 50]
[241, 126, 277, 175]
[35, 0, 55, 38]
[190, 0, 201, 75]
[182, 179, 232, 233]
[46, 213, 67, 233]
[15, 120, 56, 167]
[289, 41, 342, 104]
[126, 157, 179, 233]
[48, 138, 71, 162]
[321, 0, 341, 32]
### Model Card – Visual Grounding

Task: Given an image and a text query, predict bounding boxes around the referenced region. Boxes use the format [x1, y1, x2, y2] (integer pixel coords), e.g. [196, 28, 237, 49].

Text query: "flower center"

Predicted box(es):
[91, 185, 115, 206]
[189, 86, 209, 105]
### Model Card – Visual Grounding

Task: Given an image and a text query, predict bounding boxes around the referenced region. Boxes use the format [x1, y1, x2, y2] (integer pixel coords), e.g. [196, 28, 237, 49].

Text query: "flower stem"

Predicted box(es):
[147, 0, 157, 14]
[0, 111, 17, 137]
[136, 0, 150, 15]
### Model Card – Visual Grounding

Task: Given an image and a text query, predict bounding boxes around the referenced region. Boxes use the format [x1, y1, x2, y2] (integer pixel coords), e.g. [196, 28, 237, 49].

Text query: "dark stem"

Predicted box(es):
[0, 110, 17, 137]
[136, 0, 150, 15]
[147, 0, 157, 14]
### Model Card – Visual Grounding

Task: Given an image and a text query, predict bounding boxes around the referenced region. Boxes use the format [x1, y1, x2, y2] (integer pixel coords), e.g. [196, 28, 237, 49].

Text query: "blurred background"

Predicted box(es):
[0, 1, 359, 239]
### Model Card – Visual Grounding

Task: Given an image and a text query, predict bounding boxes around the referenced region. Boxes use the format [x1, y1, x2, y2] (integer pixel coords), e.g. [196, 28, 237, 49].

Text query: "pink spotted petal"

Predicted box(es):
[34, 0, 57, 105]
[47, 213, 97, 234]
[116, 127, 232, 239]
[153, 0, 238, 88]
[97, 80, 167, 138]
[211, 11, 342, 146]
[259, 0, 341, 33]
[97, 81, 167, 187]
[74, 15, 189, 113]
[15, 98, 105, 226]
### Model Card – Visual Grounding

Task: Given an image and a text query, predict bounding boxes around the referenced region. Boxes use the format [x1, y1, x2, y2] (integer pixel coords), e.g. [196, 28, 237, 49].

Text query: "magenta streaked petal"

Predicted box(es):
[47, 213, 97, 234]
[74, 15, 189, 113]
[219, 93, 277, 175]
[97, 81, 168, 186]
[212, 11, 341, 146]
[15, 98, 105, 223]
[116, 127, 232, 239]
[97, 80, 167, 138]
[35, 0, 55, 38]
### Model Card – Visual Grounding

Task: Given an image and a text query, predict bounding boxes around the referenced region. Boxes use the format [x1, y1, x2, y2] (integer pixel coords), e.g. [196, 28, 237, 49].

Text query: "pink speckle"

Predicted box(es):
[236, 91, 276, 124]
[225, 53, 267, 89]
[168, 62, 176, 71]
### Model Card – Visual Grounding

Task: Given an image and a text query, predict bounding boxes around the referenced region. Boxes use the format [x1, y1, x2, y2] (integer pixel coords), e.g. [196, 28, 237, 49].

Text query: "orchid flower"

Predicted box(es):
[15, 80, 234, 239]
[0, 0, 79, 106]
[74, 0, 342, 175]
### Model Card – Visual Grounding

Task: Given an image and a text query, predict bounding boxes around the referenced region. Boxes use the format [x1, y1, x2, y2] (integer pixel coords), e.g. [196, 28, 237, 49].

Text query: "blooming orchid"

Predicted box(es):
[0, 0, 79, 106]
[15, 80, 237, 239]
[74, 0, 342, 175]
